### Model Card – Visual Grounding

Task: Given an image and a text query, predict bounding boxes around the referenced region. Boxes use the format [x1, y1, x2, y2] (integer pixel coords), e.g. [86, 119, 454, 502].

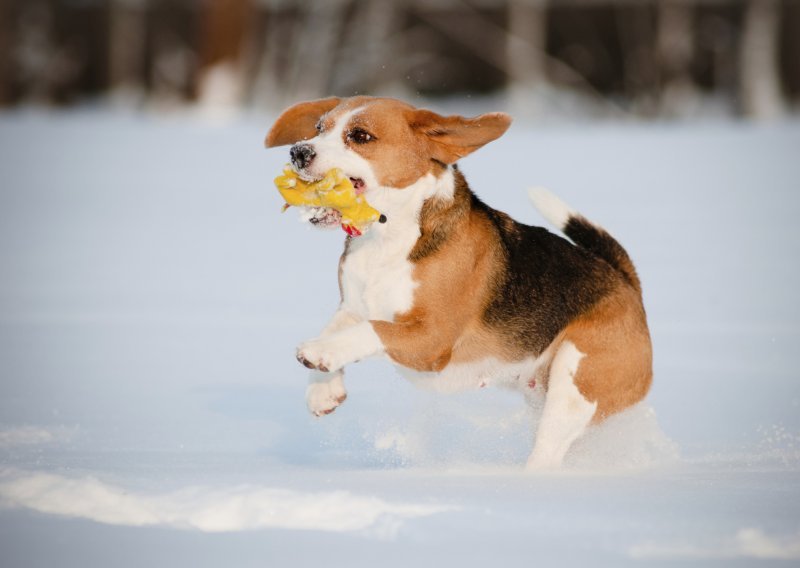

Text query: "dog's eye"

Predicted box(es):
[315, 121, 324, 133]
[348, 128, 374, 144]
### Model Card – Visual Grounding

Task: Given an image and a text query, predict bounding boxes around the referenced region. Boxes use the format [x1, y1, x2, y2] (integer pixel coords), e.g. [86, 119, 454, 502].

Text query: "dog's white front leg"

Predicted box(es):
[297, 321, 384, 373]
[319, 308, 362, 338]
[303, 309, 361, 416]
[306, 369, 347, 416]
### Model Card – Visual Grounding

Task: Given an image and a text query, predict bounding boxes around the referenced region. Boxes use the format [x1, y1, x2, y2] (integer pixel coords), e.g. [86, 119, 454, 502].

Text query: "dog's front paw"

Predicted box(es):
[306, 373, 347, 417]
[296, 339, 345, 373]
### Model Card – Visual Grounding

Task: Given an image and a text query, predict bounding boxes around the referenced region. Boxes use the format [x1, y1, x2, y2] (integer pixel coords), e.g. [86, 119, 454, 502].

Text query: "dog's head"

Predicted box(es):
[266, 96, 511, 227]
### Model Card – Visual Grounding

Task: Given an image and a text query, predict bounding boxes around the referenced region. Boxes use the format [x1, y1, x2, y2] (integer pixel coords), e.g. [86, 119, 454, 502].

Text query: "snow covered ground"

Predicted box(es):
[0, 108, 798, 566]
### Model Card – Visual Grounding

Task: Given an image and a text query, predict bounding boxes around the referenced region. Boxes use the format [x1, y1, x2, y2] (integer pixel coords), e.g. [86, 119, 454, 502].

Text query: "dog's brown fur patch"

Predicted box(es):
[371, 177, 500, 371]
[562, 287, 653, 421]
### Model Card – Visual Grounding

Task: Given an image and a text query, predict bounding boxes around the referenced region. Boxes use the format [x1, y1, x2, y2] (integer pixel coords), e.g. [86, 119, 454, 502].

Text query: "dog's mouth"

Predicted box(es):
[296, 168, 366, 195]
[300, 173, 366, 195]
[306, 207, 342, 228]
[296, 170, 368, 229]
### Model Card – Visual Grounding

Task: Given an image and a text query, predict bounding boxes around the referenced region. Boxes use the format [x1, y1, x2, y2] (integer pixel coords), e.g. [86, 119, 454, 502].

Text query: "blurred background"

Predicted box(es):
[0, 0, 798, 120]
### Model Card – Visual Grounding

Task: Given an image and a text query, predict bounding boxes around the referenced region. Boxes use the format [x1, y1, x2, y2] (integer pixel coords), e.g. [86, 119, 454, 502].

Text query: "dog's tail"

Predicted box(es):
[528, 188, 641, 294]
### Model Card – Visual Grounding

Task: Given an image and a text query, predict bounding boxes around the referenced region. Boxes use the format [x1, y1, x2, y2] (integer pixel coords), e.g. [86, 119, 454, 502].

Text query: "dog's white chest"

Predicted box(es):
[340, 227, 418, 321]
[337, 171, 453, 322]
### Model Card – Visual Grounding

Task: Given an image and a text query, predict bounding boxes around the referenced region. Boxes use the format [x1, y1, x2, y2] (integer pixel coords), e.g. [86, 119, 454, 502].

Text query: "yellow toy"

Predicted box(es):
[274, 165, 386, 236]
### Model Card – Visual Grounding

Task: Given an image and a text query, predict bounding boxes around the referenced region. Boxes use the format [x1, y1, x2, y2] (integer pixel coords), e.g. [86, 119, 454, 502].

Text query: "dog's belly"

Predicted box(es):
[398, 355, 547, 393]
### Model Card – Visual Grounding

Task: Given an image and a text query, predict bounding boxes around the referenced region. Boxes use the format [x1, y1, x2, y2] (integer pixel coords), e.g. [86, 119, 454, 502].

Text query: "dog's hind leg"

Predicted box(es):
[526, 340, 597, 470]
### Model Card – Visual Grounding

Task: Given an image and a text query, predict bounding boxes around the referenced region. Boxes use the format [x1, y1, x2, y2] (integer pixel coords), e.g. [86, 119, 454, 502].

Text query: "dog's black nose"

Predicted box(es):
[290, 144, 316, 169]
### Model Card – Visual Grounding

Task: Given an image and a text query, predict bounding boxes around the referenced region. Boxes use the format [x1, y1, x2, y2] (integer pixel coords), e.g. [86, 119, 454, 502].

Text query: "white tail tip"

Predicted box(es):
[528, 187, 575, 230]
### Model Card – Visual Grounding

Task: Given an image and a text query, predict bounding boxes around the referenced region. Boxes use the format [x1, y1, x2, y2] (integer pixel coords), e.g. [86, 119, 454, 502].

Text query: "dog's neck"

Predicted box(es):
[410, 167, 473, 261]
[358, 165, 456, 244]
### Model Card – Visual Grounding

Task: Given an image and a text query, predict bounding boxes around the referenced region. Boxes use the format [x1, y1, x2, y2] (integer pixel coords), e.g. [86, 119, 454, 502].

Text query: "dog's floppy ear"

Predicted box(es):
[265, 97, 341, 147]
[410, 110, 512, 164]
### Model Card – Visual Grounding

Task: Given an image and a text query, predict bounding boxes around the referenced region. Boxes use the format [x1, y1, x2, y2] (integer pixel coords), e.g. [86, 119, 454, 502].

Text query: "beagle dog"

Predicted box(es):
[266, 96, 652, 469]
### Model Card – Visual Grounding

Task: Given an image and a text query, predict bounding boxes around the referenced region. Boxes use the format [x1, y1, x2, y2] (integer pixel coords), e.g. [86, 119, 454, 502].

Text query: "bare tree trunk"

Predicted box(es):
[331, 0, 400, 96]
[507, 0, 548, 115]
[108, 0, 146, 105]
[196, 0, 253, 109]
[286, 0, 349, 101]
[740, 0, 785, 119]
[615, 4, 659, 116]
[657, 0, 698, 117]
[508, 0, 547, 83]
[252, 2, 290, 110]
[0, 0, 10, 105]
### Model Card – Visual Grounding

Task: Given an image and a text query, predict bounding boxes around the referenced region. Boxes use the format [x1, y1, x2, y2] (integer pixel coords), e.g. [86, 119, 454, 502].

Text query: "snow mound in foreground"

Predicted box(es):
[0, 469, 453, 538]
